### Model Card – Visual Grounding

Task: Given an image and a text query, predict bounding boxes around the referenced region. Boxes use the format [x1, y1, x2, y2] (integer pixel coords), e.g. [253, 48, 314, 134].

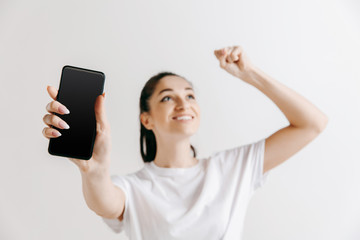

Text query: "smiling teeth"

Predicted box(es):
[175, 116, 192, 120]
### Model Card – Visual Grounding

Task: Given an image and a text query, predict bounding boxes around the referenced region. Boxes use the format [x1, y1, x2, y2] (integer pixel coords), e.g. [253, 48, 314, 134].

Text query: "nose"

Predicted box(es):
[175, 97, 190, 110]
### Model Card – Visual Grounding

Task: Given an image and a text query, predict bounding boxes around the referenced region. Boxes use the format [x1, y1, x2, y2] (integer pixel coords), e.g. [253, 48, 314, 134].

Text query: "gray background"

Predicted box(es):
[0, 0, 359, 239]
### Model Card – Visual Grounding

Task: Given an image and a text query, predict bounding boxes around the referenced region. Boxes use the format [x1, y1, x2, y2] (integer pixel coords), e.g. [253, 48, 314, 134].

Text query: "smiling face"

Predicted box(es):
[140, 75, 200, 140]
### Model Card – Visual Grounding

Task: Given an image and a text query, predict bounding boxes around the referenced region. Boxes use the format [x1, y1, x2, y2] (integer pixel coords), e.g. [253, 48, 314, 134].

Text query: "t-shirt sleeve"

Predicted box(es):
[101, 174, 129, 234]
[248, 138, 270, 191]
[214, 138, 270, 193]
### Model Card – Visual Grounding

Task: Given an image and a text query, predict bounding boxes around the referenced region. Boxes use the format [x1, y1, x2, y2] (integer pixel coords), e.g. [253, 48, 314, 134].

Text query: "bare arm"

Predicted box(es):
[80, 167, 126, 219]
[42, 86, 125, 220]
[248, 66, 328, 131]
[214, 46, 328, 174]
[246, 66, 328, 174]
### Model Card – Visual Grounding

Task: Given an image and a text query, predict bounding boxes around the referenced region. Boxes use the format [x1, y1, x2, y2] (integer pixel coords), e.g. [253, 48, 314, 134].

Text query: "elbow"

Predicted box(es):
[291, 115, 329, 134]
[314, 115, 329, 133]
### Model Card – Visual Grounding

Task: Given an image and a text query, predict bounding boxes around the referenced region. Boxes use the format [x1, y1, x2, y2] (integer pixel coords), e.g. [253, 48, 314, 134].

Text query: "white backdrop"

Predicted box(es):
[0, 0, 359, 239]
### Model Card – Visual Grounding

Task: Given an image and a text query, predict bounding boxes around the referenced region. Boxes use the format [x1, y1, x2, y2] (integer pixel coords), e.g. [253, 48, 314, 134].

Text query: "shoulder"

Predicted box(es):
[206, 139, 266, 174]
[211, 138, 265, 160]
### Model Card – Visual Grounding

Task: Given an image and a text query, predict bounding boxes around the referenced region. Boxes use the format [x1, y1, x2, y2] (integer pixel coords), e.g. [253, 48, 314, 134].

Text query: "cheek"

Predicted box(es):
[156, 108, 172, 121]
[194, 105, 200, 115]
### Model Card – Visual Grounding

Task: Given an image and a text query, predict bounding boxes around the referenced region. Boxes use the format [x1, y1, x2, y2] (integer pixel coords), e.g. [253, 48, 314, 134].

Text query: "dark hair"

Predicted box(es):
[139, 71, 197, 163]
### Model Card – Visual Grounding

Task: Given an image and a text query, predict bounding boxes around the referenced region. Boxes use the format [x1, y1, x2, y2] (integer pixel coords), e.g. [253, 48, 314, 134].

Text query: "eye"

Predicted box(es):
[161, 96, 171, 102]
[188, 94, 195, 100]
[160, 94, 195, 102]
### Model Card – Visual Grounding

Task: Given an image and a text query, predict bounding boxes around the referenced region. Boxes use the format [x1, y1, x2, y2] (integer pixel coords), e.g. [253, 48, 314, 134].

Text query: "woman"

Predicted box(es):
[42, 45, 328, 239]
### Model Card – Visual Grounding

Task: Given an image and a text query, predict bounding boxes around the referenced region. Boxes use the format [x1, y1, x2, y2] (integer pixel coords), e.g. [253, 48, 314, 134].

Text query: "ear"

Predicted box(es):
[140, 112, 153, 130]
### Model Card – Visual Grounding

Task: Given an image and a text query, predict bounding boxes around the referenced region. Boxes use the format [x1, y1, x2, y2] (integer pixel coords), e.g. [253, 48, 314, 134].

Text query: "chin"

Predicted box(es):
[168, 126, 196, 134]
[177, 129, 198, 137]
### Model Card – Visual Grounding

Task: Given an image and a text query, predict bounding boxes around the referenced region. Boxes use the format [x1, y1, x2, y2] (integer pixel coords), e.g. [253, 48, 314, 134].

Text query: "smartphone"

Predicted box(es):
[48, 65, 105, 160]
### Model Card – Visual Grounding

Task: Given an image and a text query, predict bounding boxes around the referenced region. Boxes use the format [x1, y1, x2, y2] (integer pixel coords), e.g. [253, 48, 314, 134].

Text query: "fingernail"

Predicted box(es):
[59, 105, 70, 114]
[59, 121, 70, 129]
[52, 131, 61, 137]
[102, 92, 105, 98]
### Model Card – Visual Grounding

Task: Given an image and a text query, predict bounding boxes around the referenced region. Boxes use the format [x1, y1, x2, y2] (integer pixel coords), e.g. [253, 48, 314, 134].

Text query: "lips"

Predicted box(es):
[172, 114, 194, 120]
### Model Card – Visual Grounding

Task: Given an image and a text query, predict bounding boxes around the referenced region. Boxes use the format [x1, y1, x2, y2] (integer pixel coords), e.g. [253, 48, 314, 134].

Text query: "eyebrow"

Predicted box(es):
[157, 87, 194, 96]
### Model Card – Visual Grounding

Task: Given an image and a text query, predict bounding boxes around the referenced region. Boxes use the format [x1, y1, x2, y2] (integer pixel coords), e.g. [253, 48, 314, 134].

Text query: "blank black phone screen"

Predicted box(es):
[48, 65, 105, 160]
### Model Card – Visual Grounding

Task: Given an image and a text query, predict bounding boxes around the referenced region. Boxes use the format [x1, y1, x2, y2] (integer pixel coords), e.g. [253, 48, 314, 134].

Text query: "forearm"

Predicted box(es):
[80, 167, 120, 218]
[245, 66, 328, 131]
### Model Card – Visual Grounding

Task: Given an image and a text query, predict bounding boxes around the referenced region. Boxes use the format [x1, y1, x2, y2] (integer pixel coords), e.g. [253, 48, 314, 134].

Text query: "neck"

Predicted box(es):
[153, 136, 198, 168]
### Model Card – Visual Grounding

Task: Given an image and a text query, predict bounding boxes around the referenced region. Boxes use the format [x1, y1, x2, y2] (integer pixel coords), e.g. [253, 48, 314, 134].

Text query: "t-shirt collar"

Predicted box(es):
[146, 158, 203, 176]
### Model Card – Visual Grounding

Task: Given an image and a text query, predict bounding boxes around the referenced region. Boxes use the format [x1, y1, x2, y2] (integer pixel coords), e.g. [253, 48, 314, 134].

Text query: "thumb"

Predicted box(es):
[94, 93, 108, 132]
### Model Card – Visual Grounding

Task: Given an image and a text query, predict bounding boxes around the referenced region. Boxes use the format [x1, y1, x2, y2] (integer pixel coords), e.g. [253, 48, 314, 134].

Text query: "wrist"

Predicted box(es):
[242, 65, 263, 87]
[79, 162, 110, 178]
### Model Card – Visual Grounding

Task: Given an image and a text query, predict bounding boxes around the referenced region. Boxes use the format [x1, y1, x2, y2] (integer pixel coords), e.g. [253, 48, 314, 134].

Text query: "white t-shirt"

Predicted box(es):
[102, 138, 270, 239]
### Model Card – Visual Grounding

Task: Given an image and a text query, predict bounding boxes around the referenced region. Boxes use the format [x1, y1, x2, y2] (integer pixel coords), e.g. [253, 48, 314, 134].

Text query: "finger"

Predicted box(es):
[47, 85, 58, 101]
[214, 49, 224, 59]
[230, 46, 242, 62]
[46, 100, 70, 114]
[94, 93, 109, 132]
[226, 54, 232, 63]
[42, 127, 62, 138]
[231, 46, 247, 70]
[43, 114, 70, 129]
[225, 46, 237, 63]
[214, 48, 228, 68]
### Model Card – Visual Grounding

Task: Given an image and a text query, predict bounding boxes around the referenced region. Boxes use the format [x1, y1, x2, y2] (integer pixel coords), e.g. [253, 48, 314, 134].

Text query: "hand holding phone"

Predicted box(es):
[42, 66, 112, 172]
